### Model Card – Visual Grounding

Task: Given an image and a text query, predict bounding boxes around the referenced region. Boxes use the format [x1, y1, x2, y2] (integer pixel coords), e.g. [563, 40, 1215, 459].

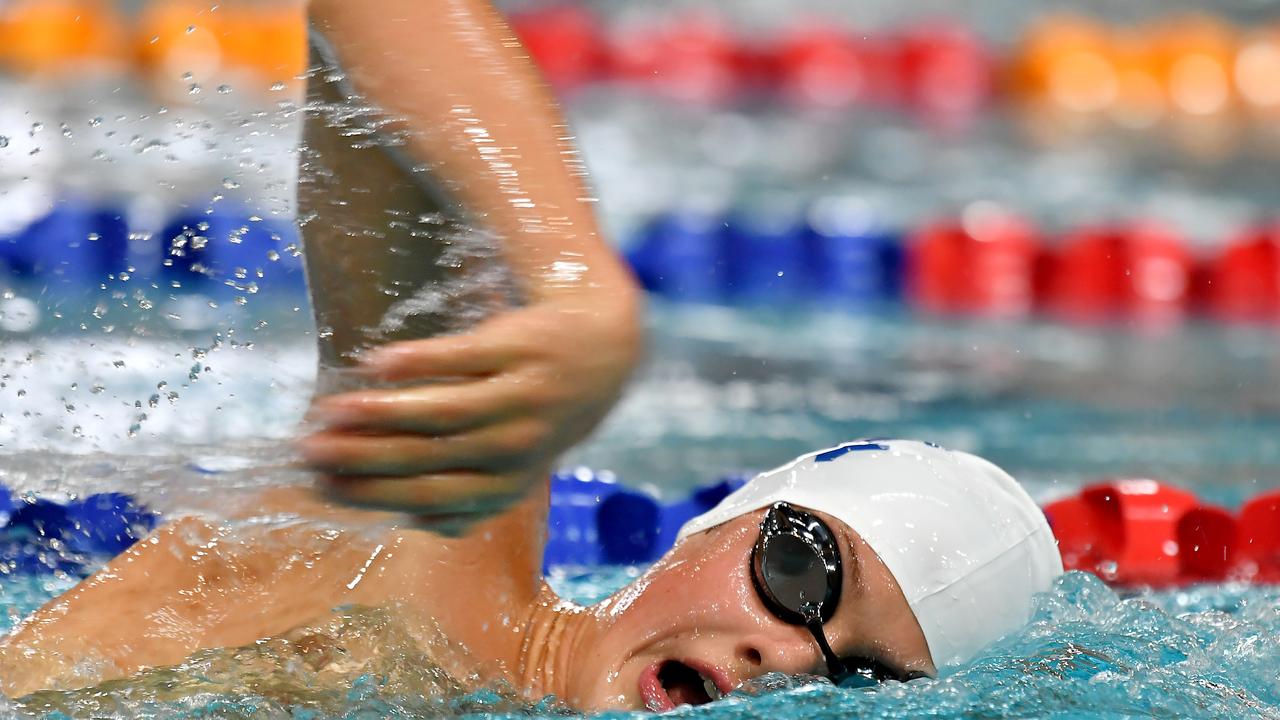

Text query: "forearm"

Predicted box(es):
[299, 0, 644, 528]
[307, 0, 633, 304]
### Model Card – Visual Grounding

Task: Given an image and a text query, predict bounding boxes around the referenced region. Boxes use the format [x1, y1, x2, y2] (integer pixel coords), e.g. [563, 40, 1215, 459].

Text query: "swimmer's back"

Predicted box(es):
[0, 487, 535, 697]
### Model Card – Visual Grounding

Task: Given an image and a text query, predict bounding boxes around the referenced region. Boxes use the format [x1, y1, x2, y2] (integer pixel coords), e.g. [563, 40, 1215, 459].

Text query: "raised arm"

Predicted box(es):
[298, 0, 643, 523]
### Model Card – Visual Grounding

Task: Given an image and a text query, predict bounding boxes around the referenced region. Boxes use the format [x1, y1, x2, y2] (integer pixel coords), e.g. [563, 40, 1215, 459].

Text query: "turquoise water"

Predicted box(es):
[3, 306, 1280, 717]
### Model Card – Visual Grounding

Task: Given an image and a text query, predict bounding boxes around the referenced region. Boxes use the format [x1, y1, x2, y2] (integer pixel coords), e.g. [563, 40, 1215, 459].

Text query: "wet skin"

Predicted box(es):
[0, 486, 933, 712]
[557, 508, 936, 710]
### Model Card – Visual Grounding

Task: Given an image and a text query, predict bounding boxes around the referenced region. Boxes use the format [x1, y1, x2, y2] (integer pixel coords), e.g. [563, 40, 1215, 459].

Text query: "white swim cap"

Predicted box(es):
[676, 439, 1063, 667]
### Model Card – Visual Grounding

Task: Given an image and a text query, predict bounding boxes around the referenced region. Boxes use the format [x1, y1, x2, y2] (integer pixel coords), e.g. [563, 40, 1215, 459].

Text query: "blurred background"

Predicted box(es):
[1, 0, 1280, 501]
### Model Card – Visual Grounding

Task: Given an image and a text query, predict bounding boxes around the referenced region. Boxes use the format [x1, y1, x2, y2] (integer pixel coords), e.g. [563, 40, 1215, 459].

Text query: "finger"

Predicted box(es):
[360, 314, 535, 382]
[311, 377, 531, 435]
[318, 472, 528, 516]
[296, 420, 546, 476]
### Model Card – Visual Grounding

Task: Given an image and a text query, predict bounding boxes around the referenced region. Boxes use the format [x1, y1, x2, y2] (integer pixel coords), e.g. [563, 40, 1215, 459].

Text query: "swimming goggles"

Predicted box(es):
[750, 502, 917, 687]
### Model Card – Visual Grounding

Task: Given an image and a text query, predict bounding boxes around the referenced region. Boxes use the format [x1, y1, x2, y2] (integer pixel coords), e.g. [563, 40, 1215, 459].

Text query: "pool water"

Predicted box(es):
[2, 304, 1280, 718]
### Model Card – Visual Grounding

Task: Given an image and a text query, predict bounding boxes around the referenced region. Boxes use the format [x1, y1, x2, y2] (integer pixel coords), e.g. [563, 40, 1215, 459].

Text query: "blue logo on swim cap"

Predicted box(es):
[815, 442, 889, 463]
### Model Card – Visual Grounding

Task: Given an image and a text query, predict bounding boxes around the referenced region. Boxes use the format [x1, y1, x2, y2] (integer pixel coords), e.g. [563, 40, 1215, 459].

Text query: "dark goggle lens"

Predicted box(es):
[758, 534, 831, 617]
[753, 504, 920, 688]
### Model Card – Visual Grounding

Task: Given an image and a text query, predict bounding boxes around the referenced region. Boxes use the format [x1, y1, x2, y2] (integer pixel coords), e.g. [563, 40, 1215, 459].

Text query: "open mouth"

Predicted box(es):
[640, 660, 729, 712]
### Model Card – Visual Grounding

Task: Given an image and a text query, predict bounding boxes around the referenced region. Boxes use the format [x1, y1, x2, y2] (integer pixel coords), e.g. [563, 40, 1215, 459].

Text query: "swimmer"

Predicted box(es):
[0, 440, 1061, 711]
[0, 1, 1068, 711]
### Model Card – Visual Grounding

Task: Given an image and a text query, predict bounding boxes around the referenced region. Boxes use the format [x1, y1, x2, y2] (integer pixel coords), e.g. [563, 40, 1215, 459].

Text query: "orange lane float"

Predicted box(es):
[0, 0, 127, 78]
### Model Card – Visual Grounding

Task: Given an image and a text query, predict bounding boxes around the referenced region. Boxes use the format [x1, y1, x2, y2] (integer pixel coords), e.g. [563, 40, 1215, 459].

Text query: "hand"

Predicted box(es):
[297, 287, 644, 517]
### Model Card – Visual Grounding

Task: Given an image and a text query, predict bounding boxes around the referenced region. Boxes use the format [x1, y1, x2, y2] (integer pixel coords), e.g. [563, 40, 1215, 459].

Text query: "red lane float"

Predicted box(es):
[608, 12, 744, 104]
[907, 212, 1040, 317]
[1199, 225, 1280, 324]
[507, 5, 609, 92]
[1045, 481, 1280, 585]
[1177, 506, 1237, 581]
[1044, 479, 1198, 585]
[897, 24, 995, 130]
[1237, 490, 1280, 583]
[1041, 223, 1194, 326]
[772, 26, 887, 109]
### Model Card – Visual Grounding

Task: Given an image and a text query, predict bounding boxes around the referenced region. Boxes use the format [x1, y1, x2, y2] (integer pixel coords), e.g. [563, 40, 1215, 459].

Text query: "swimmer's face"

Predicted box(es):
[567, 508, 936, 712]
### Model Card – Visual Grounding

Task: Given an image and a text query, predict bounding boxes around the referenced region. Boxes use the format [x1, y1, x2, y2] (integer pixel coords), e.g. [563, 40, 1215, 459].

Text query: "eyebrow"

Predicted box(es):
[837, 527, 865, 600]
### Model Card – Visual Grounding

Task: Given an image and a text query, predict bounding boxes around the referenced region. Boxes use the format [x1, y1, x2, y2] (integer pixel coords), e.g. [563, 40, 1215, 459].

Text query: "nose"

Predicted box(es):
[735, 627, 824, 677]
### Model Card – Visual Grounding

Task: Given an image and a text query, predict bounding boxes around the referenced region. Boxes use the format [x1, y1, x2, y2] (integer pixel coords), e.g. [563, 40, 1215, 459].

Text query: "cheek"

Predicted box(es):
[570, 527, 769, 709]
[611, 536, 764, 639]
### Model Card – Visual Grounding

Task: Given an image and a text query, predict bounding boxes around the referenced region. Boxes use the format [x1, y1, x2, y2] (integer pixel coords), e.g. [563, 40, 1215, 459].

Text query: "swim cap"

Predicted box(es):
[676, 439, 1063, 667]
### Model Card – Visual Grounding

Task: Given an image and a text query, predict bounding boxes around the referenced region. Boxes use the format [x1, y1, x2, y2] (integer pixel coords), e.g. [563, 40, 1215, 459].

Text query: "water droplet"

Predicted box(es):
[218, 84, 233, 94]
[0, 136, 9, 148]
[270, 81, 287, 92]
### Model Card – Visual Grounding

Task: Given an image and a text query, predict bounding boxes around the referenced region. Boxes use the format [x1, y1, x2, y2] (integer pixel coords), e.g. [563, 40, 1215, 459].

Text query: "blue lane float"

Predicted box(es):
[723, 209, 810, 304]
[0, 491, 159, 576]
[627, 205, 903, 308]
[159, 211, 307, 298]
[545, 469, 746, 569]
[627, 211, 729, 303]
[0, 202, 129, 300]
[0, 200, 307, 306]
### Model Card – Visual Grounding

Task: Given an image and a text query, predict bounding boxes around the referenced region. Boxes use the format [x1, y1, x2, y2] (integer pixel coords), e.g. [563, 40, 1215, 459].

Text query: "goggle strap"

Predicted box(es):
[804, 616, 846, 681]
